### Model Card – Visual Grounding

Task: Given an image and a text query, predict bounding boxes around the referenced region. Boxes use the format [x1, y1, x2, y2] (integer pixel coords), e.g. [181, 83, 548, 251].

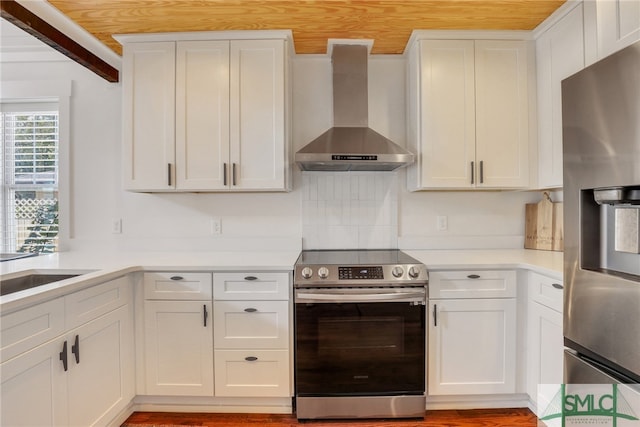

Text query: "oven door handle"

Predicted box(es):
[295, 290, 425, 303]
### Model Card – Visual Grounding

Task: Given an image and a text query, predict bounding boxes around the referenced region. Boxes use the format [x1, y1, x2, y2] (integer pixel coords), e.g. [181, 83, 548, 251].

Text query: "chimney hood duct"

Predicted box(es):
[295, 44, 415, 172]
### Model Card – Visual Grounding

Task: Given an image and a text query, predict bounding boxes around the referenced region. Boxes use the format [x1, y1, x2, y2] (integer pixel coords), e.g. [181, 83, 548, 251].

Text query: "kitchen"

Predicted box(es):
[1, 0, 639, 426]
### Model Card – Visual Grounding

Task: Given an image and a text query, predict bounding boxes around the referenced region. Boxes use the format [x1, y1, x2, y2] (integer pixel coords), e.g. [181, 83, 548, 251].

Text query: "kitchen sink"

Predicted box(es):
[0, 274, 81, 296]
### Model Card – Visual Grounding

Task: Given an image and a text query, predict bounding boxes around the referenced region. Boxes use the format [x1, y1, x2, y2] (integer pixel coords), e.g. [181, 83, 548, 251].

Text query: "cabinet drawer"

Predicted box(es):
[213, 272, 290, 300]
[214, 300, 289, 349]
[528, 271, 563, 312]
[144, 272, 212, 300]
[429, 270, 516, 299]
[65, 277, 130, 330]
[214, 349, 290, 397]
[1, 298, 65, 363]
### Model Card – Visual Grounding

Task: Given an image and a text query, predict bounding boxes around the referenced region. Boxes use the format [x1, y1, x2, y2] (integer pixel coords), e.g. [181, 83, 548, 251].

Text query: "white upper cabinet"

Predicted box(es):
[175, 41, 230, 190]
[120, 33, 290, 192]
[594, 0, 640, 60]
[122, 41, 176, 191]
[535, 3, 585, 189]
[230, 40, 287, 190]
[407, 38, 531, 190]
[407, 40, 476, 189]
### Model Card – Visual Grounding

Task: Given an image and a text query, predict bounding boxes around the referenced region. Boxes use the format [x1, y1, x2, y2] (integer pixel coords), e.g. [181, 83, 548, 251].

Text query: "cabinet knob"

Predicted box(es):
[467, 274, 481, 279]
[244, 276, 258, 281]
[244, 308, 258, 313]
[245, 356, 258, 362]
[552, 283, 564, 290]
[170, 276, 184, 281]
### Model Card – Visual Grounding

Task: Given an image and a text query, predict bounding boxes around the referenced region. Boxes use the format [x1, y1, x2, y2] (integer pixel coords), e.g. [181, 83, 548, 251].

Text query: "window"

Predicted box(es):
[1, 103, 59, 253]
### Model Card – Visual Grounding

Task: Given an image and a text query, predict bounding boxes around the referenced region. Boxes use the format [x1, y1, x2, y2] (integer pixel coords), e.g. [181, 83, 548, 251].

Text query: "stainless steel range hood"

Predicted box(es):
[295, 43, 414, 172]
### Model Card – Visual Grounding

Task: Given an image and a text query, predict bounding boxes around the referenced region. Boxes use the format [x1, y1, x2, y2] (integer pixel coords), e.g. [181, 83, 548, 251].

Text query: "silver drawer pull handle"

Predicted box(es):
[244, 308, 258, 313]
[245, 356, 258, 362]
[552, 283, 564, 290]
[244, 276, 258, 281]
[170, 276, 184, 281]
[467, 274, 480, 279]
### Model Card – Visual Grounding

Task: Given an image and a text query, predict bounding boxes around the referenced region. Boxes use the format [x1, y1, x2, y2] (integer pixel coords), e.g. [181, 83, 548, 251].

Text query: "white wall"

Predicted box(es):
[1, 23, 550, 252]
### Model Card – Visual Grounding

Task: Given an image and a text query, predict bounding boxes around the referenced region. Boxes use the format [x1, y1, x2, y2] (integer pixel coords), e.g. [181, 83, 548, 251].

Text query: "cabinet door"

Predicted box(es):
[596, 0, 640, 59]
[229, 39, 286, 190]
[0, 339, 68, 426]
[428, 298, 516, 395]
[537, 4, 585, 189]
[214, 349, 290, 397]
[67, 306, 134, 427]
[176, 41, 230, 190]
[475, 40, 530, 188]
[527, 301, 563, 413]
[122, 41, 176, 191]
[414, 40, 476, 189]
[144, 300, 214, 396]
[214, 300, 289, 349]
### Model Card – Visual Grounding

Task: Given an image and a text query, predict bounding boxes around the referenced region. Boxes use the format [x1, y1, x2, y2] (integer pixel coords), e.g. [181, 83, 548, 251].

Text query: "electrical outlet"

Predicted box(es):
[210, 218, 222, 235]
[436, 216, 448, 231]
[112, 219, 122, 234]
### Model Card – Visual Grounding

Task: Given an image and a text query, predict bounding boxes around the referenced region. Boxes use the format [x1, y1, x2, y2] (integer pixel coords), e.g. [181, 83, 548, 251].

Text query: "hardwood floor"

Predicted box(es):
[122, 408, 538, 427]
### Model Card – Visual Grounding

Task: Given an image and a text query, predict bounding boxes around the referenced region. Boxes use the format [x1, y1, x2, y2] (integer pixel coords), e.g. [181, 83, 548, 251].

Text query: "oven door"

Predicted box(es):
[294, 288, 426, 396]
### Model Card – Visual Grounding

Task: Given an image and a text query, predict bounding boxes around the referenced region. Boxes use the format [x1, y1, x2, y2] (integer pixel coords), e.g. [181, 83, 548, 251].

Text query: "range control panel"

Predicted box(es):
[294, 264, 428, 287]
[338, 266, 384, 280]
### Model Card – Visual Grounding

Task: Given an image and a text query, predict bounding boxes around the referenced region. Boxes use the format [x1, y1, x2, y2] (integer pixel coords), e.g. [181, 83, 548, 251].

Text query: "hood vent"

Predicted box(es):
[295, 43, 414, 172]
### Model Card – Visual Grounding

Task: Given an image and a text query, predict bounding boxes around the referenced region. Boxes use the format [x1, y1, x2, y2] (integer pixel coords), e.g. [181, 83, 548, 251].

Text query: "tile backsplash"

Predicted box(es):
[301, 172, 398, 249]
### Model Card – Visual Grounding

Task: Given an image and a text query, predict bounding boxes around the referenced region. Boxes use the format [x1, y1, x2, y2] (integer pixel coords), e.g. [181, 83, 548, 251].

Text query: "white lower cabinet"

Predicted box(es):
[213, 272, 291, 398]
[526, 272, 564, 412]
[142, 272, 214, 396]
[140, 270, 291, 399]
[0, 278, 133, 427]
[1, 338, 68, 426]
[144, 300, 214, 396]
[428, 298, 517, 395]
[67, 306, 133, 426]
[214, 350, 290, 397]
[428, 270, 517, 396]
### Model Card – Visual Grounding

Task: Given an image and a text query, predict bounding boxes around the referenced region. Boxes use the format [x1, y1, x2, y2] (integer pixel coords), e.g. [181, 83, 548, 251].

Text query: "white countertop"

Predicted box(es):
[0, 248, 562, 313]
[0, 250, 301, 313]
[405, 248, 563, 278]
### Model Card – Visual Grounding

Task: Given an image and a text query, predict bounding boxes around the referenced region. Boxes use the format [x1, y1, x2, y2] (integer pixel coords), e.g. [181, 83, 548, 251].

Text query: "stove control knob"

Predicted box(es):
[318, 267, 329, 279]
[408, 266, 421, 279]
[392, 266, 404, 278]
[301, 267, 313, 279]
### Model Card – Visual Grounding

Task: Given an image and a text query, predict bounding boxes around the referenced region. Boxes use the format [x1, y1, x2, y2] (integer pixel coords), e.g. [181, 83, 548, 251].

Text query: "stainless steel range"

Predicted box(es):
[293, 249, 428, 420]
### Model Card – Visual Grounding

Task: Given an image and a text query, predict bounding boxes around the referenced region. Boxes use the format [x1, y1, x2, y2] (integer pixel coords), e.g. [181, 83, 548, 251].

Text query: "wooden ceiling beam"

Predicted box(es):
[1, 0, 119, 82]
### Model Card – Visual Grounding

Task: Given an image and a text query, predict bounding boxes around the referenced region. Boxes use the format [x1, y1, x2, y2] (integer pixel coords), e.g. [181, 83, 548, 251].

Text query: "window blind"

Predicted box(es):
[1, 104, 59, 253]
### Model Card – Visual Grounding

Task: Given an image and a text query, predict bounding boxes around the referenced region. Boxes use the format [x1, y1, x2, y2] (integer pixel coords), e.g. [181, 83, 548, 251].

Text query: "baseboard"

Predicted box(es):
[131, 395, 293, 414]
[106, 402, 136, 427]
[425, 393, 530, 410]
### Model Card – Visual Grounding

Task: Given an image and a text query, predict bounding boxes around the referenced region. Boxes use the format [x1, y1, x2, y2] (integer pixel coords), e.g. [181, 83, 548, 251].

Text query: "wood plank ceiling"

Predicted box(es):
[47, 0, 566, 56]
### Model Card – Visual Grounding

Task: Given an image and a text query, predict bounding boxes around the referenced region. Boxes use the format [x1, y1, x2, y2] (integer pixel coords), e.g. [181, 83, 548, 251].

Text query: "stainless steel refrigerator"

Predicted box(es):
[562, 40, 640, 384]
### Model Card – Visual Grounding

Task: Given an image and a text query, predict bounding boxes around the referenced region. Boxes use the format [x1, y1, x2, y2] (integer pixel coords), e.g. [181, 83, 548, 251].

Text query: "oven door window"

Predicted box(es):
[295, 302, 425, 396]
